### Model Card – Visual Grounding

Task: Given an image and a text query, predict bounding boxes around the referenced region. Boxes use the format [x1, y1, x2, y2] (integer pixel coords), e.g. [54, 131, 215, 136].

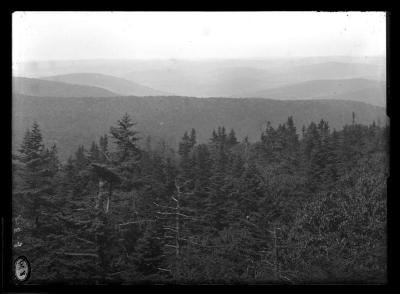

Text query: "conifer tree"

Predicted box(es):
[12, 114, 388, 283]
[133, 221, 167, 280]
[89, 141, 100, 162]
[110, 113, 141, 163]
[14, 122, 63, 281]
[110, 113, 141, 190]
[227, 129, 239, 147]
[99, 134, 109, 163]
[189, 128, 197, 149]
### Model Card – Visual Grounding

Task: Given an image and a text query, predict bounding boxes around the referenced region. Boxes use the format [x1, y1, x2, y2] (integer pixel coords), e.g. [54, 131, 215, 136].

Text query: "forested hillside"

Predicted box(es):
[12, 114, 388, 284]
[13, 77, 120, 98]
[43, 73, 171, 96]
[12, 94, 386, 161]
[235, 78, 385, 107]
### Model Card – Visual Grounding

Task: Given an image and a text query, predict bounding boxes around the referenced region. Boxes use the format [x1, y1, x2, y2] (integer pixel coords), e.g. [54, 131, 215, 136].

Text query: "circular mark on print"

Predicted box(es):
[14, 256, 31, 283]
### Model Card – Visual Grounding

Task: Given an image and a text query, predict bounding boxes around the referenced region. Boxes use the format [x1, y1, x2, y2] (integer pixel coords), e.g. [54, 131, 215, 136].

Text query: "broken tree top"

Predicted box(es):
[91, 163, 121, 183]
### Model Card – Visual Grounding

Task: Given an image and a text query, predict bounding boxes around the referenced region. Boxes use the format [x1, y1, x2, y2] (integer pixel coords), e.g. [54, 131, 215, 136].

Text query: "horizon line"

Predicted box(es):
[13, 55, 386, 64]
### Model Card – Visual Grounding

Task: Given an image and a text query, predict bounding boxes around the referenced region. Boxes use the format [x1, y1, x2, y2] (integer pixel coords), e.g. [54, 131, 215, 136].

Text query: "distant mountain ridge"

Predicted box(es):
[123, 62, 385, 97]
[12, 58, 385, 99]
[285, 62, 385, 81]
[13, 77, 119, 98]
[235, 78, 386, 106]
[42, 73, 171, 96]
[13, 57, 386, 79]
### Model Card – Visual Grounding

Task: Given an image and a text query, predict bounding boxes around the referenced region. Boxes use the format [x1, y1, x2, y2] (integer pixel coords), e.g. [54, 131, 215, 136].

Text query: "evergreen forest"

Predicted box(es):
[12, 113, 388, 284]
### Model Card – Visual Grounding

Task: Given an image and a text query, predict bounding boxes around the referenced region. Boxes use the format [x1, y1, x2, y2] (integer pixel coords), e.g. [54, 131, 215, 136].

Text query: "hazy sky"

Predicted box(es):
[13, 11, 386, 62]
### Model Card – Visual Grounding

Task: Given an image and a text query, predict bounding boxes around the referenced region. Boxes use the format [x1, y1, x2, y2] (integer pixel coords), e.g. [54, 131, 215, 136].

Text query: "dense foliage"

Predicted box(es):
[12, 113, 388, 284]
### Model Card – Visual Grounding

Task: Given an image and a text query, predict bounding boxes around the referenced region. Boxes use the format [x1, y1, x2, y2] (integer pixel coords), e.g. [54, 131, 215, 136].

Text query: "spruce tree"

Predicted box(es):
[110, 113, 141, 190]
[227, 129, 239, 147]
[14, 122, 63, 282]
[110, 113, 141, 163]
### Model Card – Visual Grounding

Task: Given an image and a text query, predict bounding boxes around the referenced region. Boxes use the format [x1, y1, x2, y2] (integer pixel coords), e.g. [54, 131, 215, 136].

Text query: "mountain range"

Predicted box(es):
[13, 57, 386, 99]
[122, 61, 385, 99]
[42, 73, 171, 96]
[13, 73, 386, 107]
[234, 78, 385, 106]
[12, 77, 119, 98]
[12, 57, 387, 160]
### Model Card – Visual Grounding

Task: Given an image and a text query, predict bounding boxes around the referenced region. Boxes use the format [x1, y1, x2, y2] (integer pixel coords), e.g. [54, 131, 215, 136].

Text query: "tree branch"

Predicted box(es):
[119, 220, 155, 226]
[165, 244, 177, 249]
[75, 237, 95, 245]
[163, 226, 177, 232]
[153, 202, 177, 210]
[157, 211, 196, 219]
[156, 211, 176, 215]
[62, 252, 98, 258]
[108, 270, 131, 276]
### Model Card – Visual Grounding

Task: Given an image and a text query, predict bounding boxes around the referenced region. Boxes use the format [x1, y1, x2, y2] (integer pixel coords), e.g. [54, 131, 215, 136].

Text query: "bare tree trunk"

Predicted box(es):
[155, 179, 195, 280]
[96, 179, 107, 210]
[95, 178, 113, 282]
[105, 197, 110, 213]
[175, 181, 181, 280]
[273, 226, 280, 281]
